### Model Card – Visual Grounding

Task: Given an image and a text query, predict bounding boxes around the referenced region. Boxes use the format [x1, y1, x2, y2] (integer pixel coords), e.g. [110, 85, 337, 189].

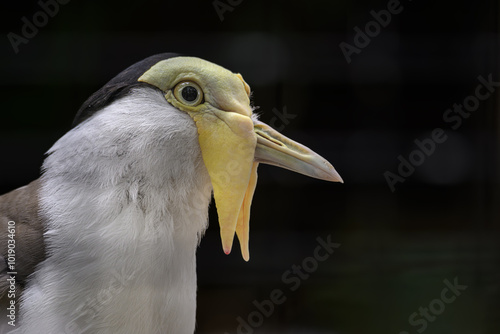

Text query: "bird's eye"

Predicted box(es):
[174, 81, 204, 106]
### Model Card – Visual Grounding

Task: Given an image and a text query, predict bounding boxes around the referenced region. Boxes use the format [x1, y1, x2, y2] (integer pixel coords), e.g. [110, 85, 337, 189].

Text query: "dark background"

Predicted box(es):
[1, 1, 499, 333]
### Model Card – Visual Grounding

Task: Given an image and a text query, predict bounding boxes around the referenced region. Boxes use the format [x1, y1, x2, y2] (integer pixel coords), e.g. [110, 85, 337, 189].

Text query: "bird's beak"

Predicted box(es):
[253, 120, 343, 183]
[232, 120, 342, 261]
[196, 111, 342, 262]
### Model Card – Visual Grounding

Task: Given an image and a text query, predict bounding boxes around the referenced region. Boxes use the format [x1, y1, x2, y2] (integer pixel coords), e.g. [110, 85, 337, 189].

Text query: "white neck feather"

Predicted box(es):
[15, 88, 212, 334]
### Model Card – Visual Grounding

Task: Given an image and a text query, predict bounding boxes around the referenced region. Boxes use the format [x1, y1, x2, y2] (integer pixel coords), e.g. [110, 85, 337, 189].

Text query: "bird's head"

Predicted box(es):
[74, 54, 342, 261]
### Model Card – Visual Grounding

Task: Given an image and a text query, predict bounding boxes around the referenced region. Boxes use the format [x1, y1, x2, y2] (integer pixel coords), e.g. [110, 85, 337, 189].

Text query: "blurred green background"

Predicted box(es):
[1, 0, 499, 333]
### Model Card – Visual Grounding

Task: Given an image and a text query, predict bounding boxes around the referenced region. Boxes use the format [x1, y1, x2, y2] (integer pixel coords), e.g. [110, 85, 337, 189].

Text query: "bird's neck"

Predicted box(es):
[26, 174, 213, 334]
[19, 96, 214, 334]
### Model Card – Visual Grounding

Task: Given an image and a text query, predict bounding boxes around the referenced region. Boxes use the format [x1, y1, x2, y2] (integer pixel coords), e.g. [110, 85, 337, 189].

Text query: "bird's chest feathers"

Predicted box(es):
[38, 173, 212, 333]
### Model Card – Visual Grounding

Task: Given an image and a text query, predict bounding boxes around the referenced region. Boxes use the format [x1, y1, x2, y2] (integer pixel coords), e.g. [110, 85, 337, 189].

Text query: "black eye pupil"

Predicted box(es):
[181, 86, 198, 102]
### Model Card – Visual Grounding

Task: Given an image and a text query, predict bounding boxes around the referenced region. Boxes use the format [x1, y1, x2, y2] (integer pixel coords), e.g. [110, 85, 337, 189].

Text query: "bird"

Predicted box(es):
[0, 53, 342, 334]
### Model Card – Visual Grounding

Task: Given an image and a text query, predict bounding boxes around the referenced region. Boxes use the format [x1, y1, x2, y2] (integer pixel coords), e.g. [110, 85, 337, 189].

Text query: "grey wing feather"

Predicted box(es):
[0, 179, 46, 298]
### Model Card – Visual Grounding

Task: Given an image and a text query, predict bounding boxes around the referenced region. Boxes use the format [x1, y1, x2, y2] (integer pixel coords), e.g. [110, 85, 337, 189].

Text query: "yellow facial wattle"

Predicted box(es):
[138, 56, 342, 261]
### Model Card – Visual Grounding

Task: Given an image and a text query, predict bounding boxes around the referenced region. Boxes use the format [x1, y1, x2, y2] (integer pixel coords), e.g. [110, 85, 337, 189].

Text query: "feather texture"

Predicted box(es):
[12, 87, 212, 334]
[0, 180, 45, 294]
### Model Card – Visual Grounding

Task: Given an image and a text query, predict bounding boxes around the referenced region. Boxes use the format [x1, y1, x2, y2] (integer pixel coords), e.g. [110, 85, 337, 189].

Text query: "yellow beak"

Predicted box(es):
[193, 112, 342, 261]
[254, 120, 343, 183]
